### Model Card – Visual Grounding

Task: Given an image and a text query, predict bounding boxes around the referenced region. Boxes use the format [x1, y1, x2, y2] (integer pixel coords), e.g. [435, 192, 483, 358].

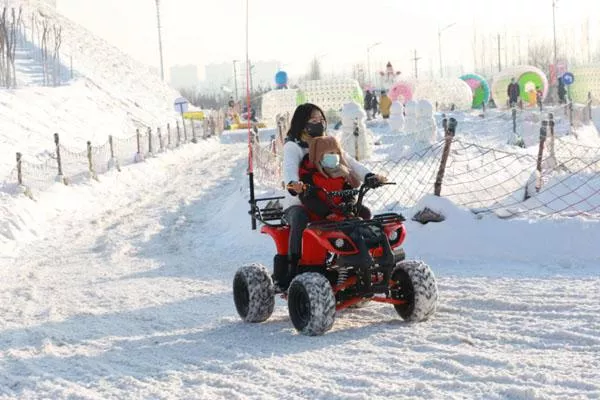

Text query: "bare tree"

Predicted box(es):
[527, 41, 553, 76]
[352, 63, 365, 87]
[9, 7, 23, 87]
[308, 57, 321, 81]
[39, 16, 49, 85]
[0, 9, 6, 87]
[52, 24, 61, 86]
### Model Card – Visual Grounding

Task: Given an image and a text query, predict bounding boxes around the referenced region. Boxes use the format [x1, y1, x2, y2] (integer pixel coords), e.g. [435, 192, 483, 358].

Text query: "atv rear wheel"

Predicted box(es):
[233, 263, 275, 323]
[391, 260, 438, 322]
[287, 273, 336, 336]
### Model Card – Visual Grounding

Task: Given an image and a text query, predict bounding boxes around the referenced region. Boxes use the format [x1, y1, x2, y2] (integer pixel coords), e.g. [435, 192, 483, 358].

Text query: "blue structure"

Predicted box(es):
[275, 71, 288, 89]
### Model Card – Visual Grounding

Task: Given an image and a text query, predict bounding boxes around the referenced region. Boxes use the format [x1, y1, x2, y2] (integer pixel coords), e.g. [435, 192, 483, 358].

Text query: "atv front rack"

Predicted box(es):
[249, 196, 285, 226]
[307, 212, 405, 231]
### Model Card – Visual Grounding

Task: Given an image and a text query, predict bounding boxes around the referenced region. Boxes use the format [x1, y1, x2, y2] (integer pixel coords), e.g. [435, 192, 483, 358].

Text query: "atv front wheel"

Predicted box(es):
[391, 260, 438, 322]
[233, 263, 275, 323]
[287, 273, 336, 336]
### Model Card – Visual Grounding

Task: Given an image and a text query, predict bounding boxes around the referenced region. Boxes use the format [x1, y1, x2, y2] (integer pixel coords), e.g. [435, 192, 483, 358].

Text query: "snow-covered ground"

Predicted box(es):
[1, 2, 600, 398]
[1, 128, 600, 398]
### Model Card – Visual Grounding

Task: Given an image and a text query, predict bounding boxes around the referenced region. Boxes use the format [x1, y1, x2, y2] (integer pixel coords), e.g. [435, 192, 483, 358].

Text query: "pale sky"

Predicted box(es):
[56, 0, 600, 82]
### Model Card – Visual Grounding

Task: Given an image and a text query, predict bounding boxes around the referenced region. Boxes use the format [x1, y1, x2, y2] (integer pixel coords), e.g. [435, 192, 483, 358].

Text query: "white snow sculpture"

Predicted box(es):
[339, 102, 372, 161]
[388, 101, 405, 131]
[404, 100, 418, 135]
[416, 99, 437, 144]
[412, 79, 473, 111]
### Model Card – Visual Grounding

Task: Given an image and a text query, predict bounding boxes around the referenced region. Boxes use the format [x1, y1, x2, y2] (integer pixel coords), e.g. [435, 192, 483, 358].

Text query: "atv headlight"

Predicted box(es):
[389, 228, 403, 245]
[328, 237, 355, 252]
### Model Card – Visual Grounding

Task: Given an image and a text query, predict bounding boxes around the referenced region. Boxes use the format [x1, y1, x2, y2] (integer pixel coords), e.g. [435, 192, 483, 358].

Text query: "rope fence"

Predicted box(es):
[0, 110, 226, 198]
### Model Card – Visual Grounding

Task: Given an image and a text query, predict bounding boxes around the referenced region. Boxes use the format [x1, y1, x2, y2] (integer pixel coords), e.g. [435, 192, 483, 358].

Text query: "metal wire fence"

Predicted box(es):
[251, 105, 600, 219]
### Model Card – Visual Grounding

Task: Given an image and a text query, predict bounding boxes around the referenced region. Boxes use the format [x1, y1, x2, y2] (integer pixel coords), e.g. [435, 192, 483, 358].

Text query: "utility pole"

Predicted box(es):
[232, 60, 239, 101]
[366, 42, 382, 84]
[552, 0, 558, 71]
[155, 0, 164, 81]
[438, 23, 456, 78]
[497, 33, 502, 72]
[412, 49, 421, 78]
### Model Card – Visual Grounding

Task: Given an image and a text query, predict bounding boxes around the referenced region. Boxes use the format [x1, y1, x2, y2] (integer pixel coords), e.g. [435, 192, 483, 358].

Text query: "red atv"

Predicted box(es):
[233, 177, 438, 336]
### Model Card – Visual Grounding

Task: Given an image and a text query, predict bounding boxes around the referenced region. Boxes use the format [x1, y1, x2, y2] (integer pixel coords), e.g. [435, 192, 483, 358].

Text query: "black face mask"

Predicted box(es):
[305, 122, 325, 138]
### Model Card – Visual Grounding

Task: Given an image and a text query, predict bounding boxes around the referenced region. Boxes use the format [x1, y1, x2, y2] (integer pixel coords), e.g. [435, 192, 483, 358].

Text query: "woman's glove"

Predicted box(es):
[364, 173, 388, 188]
[287, 181, 305, 194]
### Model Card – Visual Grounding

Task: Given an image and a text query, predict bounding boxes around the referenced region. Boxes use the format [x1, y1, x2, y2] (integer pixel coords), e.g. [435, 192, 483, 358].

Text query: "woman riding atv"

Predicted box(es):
[277, 103, 386, 291]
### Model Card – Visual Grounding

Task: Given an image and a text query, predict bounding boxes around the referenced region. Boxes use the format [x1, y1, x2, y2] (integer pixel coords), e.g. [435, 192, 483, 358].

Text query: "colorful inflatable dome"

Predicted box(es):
[389, 81, 414, 103]
[460, 73, 490, 109]
[567, 65, 600, 104]
[491, 66, 548, 107]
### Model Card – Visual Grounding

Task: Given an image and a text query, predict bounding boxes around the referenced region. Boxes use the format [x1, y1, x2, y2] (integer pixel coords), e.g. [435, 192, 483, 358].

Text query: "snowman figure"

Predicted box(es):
[416, 99, 437, 144]
[339, 101, 372, 161]
[388, 101, 405, 132]
[404, 100, 418, 135]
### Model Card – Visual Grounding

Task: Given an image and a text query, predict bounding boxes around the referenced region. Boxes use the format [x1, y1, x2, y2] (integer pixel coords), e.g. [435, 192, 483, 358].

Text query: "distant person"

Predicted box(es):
[370, 92, 379, 118]
[379, 90, 392, 119]
[364, 90, 373, 120]
[507, 77, 520, 108]
[558, 77, 567, 104]
[527, 85, 537, 108]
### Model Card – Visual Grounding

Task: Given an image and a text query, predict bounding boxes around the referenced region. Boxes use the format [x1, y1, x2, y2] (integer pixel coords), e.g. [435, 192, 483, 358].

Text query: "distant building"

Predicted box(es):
[202, 60, 280, 96]
[169, 65, 200, 90]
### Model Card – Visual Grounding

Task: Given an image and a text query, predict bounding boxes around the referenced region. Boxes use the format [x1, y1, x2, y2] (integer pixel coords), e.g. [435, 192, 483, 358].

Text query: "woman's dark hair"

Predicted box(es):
[286, 103, 326, 141]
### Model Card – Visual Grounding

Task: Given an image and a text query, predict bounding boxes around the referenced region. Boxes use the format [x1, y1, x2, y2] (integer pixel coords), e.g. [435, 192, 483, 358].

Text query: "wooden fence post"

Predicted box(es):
[108, 135, 120, 172]
[54, 133, 66, 184]
[568, 102, 573, 133]
[547, 113, 556, 169]
[136, 128, 141, 155]
[135, 128, 144, 162]
[176, 121, 181, 146]
[167, 123, 172, 148]
[16, 152, 23, 185]
[203, 119, 209, 139]
[512, 108, 517, 133]
[87, 141, 98, 180]
[157, 127, 164, 152]
[147, 127, 153, 155]
[191, 119, 197, 143]
[536, 120, 548, 192]
[434, 117, 457, 196]
[109, 135, 115, 159]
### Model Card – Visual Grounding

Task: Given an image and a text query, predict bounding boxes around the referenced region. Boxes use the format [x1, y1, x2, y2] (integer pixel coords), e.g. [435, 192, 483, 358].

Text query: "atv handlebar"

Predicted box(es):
[319, 180, 396, 217]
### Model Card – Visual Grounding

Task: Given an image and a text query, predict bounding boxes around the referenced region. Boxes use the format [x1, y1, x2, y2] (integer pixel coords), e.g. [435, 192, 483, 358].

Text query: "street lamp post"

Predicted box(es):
[366, 41, 382, 85]
[232, 60, 240, 101]
[154, 0, 164, 81]
[438, 22, 456, 78]
[552, 0, 558, 72]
